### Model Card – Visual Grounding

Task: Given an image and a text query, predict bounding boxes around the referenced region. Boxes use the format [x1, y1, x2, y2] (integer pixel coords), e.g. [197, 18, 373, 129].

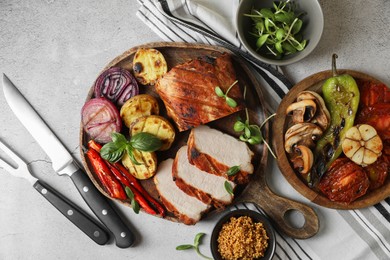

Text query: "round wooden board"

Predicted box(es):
[274, 69, 390, 209]
[80, 42, 319, 239]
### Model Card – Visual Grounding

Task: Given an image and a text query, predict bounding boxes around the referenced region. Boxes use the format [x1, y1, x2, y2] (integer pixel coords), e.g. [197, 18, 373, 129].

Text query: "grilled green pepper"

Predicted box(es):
[308, 54, 360, 187]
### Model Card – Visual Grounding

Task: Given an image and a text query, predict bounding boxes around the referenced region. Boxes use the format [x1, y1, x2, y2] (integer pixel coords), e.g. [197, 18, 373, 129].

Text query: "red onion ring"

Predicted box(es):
[94, 67, 139, 107]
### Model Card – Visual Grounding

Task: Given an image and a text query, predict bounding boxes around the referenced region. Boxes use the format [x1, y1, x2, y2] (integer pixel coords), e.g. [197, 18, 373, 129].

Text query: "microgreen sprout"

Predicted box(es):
[233, 108, 277, 158]
[176, 233, 213, 260]
[215, 80, 239, 108]
[125, 186, 140, 214]
[244, 0, 307, 58]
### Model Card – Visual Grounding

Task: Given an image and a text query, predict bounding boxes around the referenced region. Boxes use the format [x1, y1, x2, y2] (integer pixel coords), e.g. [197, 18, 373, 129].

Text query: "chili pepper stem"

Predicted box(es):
[332, 53, 338, 77]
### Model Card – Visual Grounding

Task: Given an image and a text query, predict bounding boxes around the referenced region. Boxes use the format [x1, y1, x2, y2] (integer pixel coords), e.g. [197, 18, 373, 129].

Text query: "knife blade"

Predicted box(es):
[2, 73, 135, 248]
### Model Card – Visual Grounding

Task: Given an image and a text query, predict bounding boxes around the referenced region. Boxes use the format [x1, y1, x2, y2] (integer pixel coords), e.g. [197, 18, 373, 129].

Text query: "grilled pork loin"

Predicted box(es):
[188, 125, 254, 184]
[172, 146, 236, 207]
[154, 159, 210, 225]
[155, 53, 244, 132]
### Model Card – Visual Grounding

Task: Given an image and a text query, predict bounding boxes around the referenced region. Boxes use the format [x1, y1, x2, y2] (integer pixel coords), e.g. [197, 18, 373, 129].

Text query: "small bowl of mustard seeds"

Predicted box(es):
[211, 209, 276, 260]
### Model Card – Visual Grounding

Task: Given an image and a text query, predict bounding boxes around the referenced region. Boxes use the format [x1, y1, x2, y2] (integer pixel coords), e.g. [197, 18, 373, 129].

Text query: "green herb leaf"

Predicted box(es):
[194, 233, 205, 247]
[226, 165, 241, 176]
[125, 186, 140, 214]
[130, 132, 162, 152]
[224, 181, 234, 195]
[100, 141, 125, 162]
[215, 86, 225, 97]
[225, 97, 237, 108]
[176, 244, 194, 250]
[126, 146, 142, 165]
[233, 121, 246, 132]
[256, 34, 269, 49]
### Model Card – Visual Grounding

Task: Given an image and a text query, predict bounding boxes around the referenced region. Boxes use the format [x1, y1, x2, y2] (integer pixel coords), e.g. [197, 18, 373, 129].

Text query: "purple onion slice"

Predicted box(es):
[81, 97, 122, 143]
[94, 67, 139, 107]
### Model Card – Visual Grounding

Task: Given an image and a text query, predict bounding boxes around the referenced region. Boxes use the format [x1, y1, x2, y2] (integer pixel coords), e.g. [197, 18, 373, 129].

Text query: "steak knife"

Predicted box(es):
[2, 73, 135, 248]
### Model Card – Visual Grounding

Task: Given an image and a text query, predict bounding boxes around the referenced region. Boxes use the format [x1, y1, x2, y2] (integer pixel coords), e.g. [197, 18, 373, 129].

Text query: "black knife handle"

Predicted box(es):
[33, 180, 109, 245]
[70, 168, 135, 248]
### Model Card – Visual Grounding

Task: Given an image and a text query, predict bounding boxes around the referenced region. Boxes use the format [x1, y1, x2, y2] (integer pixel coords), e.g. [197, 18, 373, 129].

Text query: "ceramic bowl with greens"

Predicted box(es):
[236, 0, 324, 66]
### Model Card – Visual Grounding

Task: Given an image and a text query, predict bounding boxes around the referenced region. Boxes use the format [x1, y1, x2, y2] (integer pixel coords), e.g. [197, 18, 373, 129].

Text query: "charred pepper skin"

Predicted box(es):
[308, 54, 360, 187]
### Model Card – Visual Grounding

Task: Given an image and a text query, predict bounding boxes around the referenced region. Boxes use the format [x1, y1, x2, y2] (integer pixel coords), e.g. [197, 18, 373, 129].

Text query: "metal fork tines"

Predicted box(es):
[0, 139, 37, 184]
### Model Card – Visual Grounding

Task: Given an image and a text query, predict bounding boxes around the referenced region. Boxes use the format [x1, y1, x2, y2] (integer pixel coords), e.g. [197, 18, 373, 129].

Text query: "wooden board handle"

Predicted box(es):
[237, 170, 319, 239]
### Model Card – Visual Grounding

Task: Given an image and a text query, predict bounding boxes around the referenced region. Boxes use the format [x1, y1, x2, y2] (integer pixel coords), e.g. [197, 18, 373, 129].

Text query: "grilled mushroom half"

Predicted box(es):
[290, 145, 314, 174]
[286, 99, 317, 123]
[284, 123, 323, 153]
[297, 91, 330, 130]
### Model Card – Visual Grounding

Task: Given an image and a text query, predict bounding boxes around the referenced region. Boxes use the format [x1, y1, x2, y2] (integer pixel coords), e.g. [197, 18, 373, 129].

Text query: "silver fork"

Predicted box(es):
[0, 139, 109, 245]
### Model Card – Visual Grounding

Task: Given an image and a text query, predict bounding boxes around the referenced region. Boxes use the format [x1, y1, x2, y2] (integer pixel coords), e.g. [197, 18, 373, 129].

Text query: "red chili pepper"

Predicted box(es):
[88, 139, 166, 216]
[114, 163, 166, 217]
[86, 148, 127, 200]
[108, 164, 158, 215]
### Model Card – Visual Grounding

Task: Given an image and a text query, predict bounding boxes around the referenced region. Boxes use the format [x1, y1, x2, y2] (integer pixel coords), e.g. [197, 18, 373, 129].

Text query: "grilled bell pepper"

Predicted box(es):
[86, 148, 127, 200]
[308, 54, 360, 187]
[88, 140, 166, 216]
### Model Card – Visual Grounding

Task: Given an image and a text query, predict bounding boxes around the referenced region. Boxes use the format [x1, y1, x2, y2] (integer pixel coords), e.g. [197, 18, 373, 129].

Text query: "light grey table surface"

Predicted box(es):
[0, 1, 389, 259]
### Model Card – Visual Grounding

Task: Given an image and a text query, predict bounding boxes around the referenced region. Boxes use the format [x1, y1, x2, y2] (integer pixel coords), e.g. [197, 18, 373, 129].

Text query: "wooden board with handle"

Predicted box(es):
[80, 42, 319, 239]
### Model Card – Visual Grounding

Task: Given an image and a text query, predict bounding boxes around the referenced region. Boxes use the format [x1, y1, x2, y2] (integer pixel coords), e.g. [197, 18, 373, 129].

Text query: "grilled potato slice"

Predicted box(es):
[130, 115, 175, 151]
[120, 94, 159, 128]
[342, 124, 383, 166]
[122, 150, 157, 179]
[133, 48, 168, 85]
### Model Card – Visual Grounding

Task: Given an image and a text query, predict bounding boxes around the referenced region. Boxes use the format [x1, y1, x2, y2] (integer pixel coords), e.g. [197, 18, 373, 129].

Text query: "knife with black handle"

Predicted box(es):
[2, 73, 136, 248]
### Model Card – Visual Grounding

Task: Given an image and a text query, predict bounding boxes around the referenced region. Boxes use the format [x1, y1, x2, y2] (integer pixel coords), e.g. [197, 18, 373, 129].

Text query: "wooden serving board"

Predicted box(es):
[273, 69, 390, 209]
[79, 42, 319, 239]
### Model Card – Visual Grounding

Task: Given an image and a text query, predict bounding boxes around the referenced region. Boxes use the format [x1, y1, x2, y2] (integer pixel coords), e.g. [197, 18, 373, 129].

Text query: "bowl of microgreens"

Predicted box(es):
[236, 0, 324, 66]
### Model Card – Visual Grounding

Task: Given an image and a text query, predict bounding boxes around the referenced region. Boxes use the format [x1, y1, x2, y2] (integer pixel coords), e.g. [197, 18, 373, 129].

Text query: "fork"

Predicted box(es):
[0, 139, 109, 245]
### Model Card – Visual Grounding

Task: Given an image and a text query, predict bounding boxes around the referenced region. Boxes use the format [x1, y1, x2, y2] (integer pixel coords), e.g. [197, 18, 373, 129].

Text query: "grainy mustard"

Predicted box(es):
[217, 216, 269, 260]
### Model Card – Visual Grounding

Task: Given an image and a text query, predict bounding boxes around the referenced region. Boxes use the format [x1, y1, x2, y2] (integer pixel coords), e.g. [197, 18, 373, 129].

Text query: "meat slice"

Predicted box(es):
[155, 53, 244, 132]
[173, 146, 236, 207]
[154, 159, 210, 225]
[188, 125, 254, 184]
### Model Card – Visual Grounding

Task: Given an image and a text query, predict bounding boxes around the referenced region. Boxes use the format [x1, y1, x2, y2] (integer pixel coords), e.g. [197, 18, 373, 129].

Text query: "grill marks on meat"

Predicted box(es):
[155, 53, 244, 131]
[154, 159, 210, 225]
[173, 146, 236, 207]
[188, 125, 254, 184]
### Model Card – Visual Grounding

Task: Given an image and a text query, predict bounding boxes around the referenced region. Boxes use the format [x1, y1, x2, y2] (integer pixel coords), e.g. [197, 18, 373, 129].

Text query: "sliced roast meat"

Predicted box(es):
[173, 146, 236, 207]
[155, 53, 244, 132]
[154, 159, 210, 225]
[188, 125, 254, 184]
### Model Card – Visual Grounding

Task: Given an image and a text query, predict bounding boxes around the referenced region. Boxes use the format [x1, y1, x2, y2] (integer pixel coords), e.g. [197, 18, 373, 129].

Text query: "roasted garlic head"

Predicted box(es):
[342, 124, 383, 166]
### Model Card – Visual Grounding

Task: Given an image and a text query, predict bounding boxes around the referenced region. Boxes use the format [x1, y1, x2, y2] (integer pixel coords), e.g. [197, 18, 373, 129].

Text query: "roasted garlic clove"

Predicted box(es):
[342, 124, 383, 166]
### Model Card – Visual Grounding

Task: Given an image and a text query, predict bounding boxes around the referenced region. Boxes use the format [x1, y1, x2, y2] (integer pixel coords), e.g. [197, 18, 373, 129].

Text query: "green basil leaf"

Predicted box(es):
[131, 132, 162, 152]
[224, 181, 234, 196]
[225, 97, 237, 108]
[215, 86, 225, 97]
[111, 132, 127, 144]
[126, 147, 142, 165]
[176, 244, 194, 250]
[100, 142, 125, 162]
[226, 165, 241, 176]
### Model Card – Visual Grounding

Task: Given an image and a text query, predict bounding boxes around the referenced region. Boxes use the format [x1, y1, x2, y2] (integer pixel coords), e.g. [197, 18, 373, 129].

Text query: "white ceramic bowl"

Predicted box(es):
[236, 0, 324, 66]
